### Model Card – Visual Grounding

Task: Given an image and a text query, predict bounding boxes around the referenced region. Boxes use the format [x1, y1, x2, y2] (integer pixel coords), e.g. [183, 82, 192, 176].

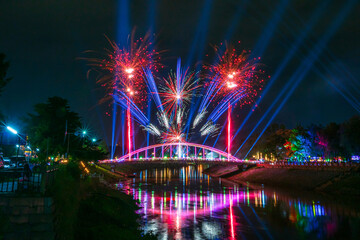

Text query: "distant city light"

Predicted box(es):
[92, 138, 96, 142]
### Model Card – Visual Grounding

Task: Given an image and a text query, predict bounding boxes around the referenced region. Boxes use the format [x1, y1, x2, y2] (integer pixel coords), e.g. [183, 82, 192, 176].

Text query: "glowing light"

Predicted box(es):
[127, 105, 132, 159]
[125, 68, 134, 74]
[228, 103, 231, 160]
[227, 82, 237, 88]
[159, 59, 201, 114]
[6, 126, 18, 135]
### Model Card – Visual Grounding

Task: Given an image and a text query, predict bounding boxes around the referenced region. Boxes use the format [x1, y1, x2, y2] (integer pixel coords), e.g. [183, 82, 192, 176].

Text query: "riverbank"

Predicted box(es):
[48, 162, 156, 240]
[204, 164, 360, 197]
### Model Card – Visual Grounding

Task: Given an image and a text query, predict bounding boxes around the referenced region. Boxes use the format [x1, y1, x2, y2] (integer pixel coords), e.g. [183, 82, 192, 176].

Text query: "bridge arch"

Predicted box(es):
[99, 142, 243, 163]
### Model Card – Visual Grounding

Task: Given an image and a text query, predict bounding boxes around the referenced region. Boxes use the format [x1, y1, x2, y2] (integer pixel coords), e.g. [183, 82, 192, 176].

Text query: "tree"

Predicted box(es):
[252, 123, 290, 161]
[25, 96, 108, 161]
[323, 122, 343, 158]
[0, 53, 11, 97]
[25, 97, 82, 160]
[341, 115, 360, 158]
[284, 128, 312, 161]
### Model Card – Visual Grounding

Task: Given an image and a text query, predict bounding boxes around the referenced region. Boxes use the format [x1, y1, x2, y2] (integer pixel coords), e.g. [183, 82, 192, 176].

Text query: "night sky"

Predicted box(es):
[0, 0, 359, 150]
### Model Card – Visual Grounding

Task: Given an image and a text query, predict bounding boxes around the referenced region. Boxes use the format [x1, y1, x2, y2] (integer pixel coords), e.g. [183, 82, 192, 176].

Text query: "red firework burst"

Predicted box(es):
[161, 126, 185, 144]
[205, 42, 266, 107]
[85, 32, 161, 105]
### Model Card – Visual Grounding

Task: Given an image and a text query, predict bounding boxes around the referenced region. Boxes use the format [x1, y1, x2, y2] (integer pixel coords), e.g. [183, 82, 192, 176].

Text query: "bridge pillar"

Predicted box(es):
[161, 146, 164, 158]
[203, 148, 205, 160]
[186, 145, 189, 158]
[194, 147, 197, 159]
[170, 145, 172, 159]
[137, 152, 139, 159]
[153, 147, 156, 159]
[145, 149, 148, 159]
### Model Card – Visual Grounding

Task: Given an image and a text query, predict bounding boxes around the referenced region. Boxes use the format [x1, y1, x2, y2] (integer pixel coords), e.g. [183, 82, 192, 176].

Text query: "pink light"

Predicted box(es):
[104, 142, 243, 162]
[229, 195, 235, 240]
[228, 103, 231, 160]
[127, 102, 132, 160]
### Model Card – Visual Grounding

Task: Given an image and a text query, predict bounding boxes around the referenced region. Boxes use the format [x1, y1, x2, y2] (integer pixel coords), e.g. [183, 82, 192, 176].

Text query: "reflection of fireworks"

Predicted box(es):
[85, 32, 161, 104]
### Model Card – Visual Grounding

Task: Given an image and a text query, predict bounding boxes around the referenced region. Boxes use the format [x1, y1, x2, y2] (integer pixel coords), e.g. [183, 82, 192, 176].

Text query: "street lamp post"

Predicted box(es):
[6, 126, 21, 164]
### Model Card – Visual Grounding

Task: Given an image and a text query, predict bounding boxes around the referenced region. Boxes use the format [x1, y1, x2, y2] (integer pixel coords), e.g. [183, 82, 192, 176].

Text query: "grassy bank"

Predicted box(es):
[48, 162, 156, 240]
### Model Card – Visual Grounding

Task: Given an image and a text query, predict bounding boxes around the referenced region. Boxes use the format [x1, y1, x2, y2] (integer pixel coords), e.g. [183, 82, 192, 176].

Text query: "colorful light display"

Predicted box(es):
[86, 35, 265, 158]
[114, 165, 356, 239]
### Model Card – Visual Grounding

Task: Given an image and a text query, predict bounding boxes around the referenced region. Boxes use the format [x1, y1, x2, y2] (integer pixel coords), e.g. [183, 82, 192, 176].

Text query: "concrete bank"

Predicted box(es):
[204, 164, 360, 196]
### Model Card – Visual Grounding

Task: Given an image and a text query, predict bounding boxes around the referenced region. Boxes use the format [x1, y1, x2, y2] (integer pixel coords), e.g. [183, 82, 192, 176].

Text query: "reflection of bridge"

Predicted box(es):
[99, 142, 255, 164]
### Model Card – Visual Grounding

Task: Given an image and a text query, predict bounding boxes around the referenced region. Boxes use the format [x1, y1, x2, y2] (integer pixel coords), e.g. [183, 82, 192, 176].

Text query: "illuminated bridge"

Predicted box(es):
[98, 142, 255, 164]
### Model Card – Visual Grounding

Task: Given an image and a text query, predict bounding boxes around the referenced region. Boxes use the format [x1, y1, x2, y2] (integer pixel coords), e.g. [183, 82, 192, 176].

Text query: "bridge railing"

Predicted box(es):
[258, 161, 359, 169]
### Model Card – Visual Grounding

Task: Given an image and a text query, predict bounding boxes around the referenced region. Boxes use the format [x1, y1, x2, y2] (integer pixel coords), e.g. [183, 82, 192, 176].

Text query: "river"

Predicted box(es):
[115, 165, 360, 240]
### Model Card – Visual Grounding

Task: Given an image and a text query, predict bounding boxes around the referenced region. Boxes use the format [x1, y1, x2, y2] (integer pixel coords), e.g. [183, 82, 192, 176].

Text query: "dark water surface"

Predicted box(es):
[115, 165, 360, 240]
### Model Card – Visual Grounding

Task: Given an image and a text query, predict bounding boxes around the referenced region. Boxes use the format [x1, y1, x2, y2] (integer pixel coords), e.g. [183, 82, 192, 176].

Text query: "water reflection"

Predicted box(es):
[115, 165, 360, 240]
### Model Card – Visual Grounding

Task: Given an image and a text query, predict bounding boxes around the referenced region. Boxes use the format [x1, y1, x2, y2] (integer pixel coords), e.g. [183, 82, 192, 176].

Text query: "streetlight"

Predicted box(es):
[6, 126, 18, 135]
[92, 138, 96, 142]
[6, 126, 21, 161]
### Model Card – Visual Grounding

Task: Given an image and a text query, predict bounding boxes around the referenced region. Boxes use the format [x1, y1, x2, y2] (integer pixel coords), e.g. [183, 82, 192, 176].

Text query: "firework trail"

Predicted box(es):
[159, 59, 201, 117]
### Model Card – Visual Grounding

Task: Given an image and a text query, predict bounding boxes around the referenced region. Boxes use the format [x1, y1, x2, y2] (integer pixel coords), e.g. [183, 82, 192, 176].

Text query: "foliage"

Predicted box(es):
[48, 162, 81, 240]
[284, 129, 312, 161]
[49, 163, 156, 240]
[341, 116, 360, 157]
[256, 123, 291, 160]
[25, 97, 81, 160]
[253, 115, 360, 161]
[25, 96, 107, 161]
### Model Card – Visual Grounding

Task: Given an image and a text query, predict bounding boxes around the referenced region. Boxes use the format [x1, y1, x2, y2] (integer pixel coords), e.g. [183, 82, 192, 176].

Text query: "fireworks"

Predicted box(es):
[85, 32, 161, 104]
[161, 125, 185, 144]
[205, 42, 264, 106]
[159, 59, 201, 115]
[87, 36, 266, 154]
